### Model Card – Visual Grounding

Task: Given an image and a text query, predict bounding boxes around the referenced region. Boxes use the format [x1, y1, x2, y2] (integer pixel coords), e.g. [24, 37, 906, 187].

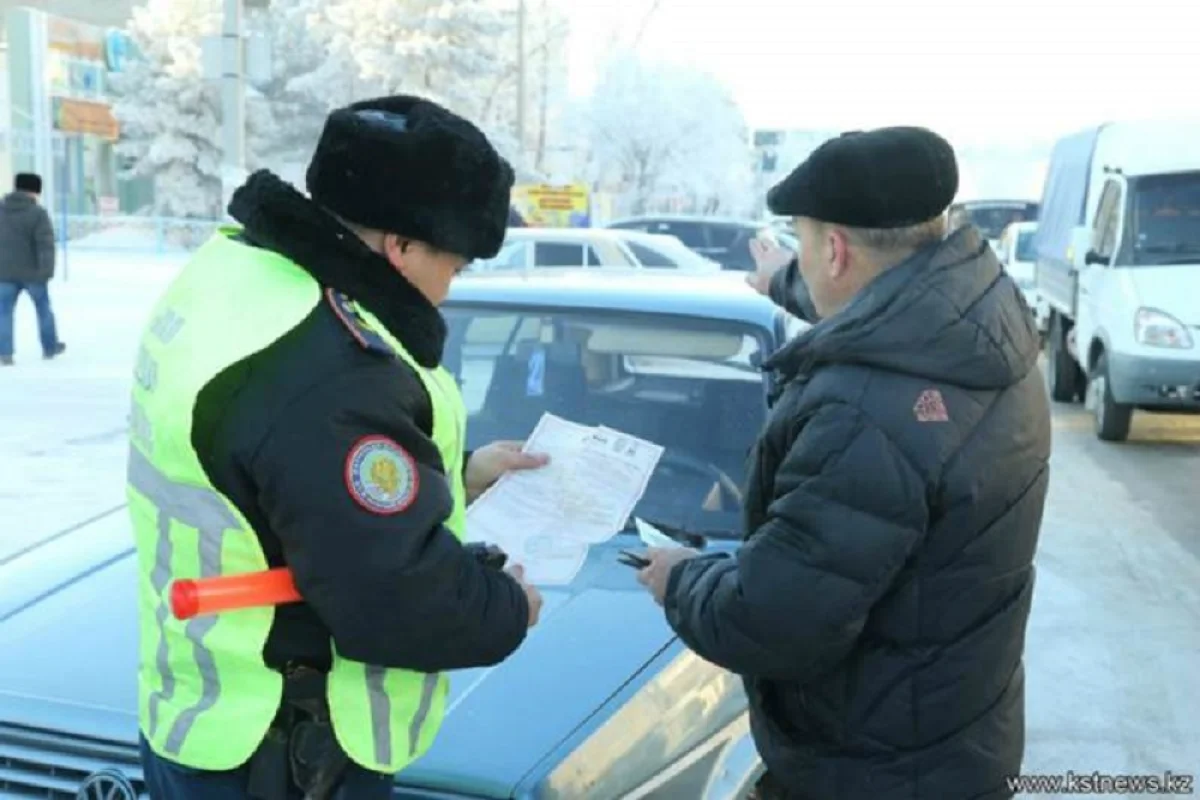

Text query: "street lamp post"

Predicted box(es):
[516, 0, 526, 166]
[220, 0, 245, 216]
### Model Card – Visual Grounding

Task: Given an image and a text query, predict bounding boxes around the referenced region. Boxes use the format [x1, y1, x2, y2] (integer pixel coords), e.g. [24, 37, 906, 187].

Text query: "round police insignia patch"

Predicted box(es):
[344, 436, 419, 515]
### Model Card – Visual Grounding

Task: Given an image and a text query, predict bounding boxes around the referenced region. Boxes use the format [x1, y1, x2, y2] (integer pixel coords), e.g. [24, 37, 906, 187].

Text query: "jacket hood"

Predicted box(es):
[2, 192, 38, 213]
[765, 226, 1040, 391]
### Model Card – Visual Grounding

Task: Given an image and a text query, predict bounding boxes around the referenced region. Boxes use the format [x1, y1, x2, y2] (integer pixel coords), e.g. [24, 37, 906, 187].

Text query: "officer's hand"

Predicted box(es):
[507, 564, 543, 628]
[465, 441, 550, 504]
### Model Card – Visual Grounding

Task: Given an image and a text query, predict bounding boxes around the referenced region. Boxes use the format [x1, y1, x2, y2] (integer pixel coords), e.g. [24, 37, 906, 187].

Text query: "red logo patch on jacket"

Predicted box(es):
[913, 389, 949, 422]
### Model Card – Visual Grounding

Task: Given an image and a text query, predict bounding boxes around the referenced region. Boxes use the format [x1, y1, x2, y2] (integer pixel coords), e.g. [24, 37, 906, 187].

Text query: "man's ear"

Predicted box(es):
[828, 226, 852, 278]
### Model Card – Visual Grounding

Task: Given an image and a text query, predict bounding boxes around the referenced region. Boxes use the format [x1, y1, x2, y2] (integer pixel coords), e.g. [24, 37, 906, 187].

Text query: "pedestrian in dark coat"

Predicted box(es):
[0, 172, 65, 364]
[637, 127, 1050, 800]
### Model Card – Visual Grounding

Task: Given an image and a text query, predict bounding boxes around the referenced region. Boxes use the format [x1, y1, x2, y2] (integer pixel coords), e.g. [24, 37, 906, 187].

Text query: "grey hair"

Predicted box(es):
[841, 215, 948, 255]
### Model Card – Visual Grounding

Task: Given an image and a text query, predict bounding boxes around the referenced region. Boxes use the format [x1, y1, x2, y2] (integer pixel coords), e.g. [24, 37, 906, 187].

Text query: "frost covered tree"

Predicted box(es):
[110, 0, 223, 219]
[245, 0, 333, 177]
[583, 53, 754, 216]
[295, 0, 506, 115]
[111, 0, 279, 218]
[254, 0, 575, 182]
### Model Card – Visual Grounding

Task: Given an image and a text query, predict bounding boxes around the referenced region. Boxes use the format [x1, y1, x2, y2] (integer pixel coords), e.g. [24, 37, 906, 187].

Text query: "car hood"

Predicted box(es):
[0, 509, 678, 798]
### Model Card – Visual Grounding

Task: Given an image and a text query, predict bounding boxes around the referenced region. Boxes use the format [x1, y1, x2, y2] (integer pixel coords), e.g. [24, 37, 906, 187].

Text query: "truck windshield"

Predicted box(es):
[1130, 171, 1200, 265]
[1015, 230, 1038, 262]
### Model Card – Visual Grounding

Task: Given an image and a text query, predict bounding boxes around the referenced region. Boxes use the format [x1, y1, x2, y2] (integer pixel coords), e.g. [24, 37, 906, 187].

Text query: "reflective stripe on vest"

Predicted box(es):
[129, 228, 466, 773]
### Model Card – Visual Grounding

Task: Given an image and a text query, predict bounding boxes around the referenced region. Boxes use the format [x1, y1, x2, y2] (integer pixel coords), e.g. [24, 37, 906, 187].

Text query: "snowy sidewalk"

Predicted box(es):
[0, 249, 186, 560]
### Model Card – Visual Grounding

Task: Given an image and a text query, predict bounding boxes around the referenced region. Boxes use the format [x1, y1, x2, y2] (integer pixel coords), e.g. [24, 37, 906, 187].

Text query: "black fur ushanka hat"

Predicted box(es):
[306, 95, 515, 260]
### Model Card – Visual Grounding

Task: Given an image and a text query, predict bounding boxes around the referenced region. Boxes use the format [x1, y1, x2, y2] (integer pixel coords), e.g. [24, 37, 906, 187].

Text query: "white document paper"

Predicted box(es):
[465, 413, 664, 585]
[635, 517, 680, 549]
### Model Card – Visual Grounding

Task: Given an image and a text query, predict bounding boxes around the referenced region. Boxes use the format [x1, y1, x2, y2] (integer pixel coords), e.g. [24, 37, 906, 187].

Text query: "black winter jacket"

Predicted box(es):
[0, 192, 55, 283]
[188, 171, 529, 675]
[664, 227, 1050, 799]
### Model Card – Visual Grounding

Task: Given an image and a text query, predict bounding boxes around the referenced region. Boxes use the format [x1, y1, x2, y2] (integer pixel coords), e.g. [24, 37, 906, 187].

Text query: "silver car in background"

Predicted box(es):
[472, 227, 723, 272]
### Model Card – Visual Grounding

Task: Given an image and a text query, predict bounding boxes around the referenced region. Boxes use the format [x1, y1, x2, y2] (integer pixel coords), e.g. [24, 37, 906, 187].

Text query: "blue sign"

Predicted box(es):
[104, 29, 131, 73]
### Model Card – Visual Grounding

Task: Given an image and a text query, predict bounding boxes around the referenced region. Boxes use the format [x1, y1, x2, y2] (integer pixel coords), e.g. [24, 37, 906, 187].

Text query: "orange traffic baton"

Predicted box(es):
[169, 568, 300, 620]
[167, 543, 509, 620]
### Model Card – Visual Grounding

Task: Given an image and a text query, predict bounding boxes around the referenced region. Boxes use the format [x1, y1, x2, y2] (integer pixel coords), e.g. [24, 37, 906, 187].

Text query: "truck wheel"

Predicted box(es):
[1046, 314, 1083, 403]
[1087, 353, 1133, 442]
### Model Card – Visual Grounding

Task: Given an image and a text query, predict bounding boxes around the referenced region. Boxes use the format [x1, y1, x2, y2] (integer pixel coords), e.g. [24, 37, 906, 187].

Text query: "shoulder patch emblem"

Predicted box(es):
[913, 389, 949, 423]
[344, 435, 419, 515]
[326, 289, 395, 358]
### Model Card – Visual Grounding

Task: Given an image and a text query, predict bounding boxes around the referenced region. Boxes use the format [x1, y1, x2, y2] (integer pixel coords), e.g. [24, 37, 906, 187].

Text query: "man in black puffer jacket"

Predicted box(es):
[636, 128, 1050, 799]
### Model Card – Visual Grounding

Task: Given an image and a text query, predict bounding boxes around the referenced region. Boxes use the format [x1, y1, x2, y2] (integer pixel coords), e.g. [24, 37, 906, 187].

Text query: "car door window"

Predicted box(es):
[534, 242, 586, 266]
[477, 240, 527, 270]
[723, 229, 757, 271]
[584, 245, 604, 267]
[706, 225, 741, 250]
[652, 222, 709, 250]
[1092, 180, 1123, 262]
[624, 241, 676, 267]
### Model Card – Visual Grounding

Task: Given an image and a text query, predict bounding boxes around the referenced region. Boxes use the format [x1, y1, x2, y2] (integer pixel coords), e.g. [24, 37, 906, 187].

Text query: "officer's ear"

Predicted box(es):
[381, 234, 415, 273]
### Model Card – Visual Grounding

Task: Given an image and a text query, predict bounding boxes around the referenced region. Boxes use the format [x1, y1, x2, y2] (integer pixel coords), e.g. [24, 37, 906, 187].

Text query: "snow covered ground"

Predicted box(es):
[0, 247, 186, 553]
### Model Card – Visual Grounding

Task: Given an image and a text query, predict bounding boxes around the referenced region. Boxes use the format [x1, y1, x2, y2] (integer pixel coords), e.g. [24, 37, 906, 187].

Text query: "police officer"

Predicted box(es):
[128, 95, 546, 799]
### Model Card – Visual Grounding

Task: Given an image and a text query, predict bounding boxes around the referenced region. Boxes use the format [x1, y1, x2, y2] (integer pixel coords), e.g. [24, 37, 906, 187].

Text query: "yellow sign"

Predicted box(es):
[52, 98, 119, 140]
[512, 183, 590, 227]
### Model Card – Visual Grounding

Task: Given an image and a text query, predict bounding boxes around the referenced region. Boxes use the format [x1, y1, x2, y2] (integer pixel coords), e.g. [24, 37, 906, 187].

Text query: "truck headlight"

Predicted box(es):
[1134, 307, 1194, 349]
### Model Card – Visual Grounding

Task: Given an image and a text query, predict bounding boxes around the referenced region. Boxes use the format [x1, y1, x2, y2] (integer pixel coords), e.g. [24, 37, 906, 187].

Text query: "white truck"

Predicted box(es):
[1035, 119, 1200, 441]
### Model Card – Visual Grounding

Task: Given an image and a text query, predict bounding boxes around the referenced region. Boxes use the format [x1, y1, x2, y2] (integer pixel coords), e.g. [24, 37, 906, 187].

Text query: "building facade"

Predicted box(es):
[2, 5, 144, 214]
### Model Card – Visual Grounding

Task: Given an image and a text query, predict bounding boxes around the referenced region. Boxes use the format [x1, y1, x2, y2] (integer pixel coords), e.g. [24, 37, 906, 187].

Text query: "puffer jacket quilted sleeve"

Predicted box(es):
[664, 400, 927, 682]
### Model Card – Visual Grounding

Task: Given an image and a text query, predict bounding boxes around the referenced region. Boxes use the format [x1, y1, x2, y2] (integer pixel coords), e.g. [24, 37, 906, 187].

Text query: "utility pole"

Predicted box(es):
[221, 0, 246, 216]
[515, 0, 526, 169]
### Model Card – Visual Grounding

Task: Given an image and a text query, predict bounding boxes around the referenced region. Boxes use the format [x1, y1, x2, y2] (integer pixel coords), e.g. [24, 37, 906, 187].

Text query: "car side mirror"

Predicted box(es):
[1068, 226, 1093, 272]
[1083, 250, 1110, 267]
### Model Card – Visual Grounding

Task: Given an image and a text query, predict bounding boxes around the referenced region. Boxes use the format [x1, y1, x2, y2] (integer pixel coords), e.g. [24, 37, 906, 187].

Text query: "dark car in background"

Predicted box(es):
[0, 270, 811, 799]
[607, 215, 796, 271]
[948, 199, 1040, 246]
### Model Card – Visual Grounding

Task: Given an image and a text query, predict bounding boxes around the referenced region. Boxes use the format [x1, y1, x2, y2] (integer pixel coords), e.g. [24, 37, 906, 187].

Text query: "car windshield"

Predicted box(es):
[443, 305, 769, 538]
[1129, 171, 1200, 265]
[964, 203, 1039, 240]
[1015, 230, 1038, 262]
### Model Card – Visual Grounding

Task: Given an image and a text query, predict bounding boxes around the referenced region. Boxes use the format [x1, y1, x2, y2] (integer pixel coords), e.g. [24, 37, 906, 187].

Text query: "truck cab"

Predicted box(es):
[1035, 119, 1200, 441]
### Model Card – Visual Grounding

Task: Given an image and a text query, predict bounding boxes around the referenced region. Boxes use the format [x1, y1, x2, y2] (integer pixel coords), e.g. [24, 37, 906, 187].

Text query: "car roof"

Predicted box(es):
[607, 214, 767, 229]
[447, 269, 783, 330]
[503, 227, 631, 242]
[953, 199, 1040, 208]
[607, 229, 682, 244]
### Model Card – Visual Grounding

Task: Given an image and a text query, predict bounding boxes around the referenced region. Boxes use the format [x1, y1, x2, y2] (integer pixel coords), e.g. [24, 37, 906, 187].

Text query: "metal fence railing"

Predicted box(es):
[54, 214, 223, 254]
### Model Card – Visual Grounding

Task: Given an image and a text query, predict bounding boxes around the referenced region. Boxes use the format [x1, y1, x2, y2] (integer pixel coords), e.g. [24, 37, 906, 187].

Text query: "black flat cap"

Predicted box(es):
[306, 95, 514, 260]
[767, 126, 958, 229]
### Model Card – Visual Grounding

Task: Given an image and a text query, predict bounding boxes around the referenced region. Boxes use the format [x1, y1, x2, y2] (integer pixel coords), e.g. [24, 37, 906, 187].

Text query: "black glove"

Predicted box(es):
[465, 542, 508, 570]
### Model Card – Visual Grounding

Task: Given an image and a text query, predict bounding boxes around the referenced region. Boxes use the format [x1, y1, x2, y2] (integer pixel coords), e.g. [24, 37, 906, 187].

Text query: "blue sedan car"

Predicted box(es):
[0, 270, 806, 799]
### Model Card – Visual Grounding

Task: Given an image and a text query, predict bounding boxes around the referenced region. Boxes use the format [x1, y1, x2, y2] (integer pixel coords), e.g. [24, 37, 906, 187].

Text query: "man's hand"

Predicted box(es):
[747, 235, 794, 295]
[465, 440, 549, 503]
[637, 547, 700, 606]
[507, 564, 543, 627]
